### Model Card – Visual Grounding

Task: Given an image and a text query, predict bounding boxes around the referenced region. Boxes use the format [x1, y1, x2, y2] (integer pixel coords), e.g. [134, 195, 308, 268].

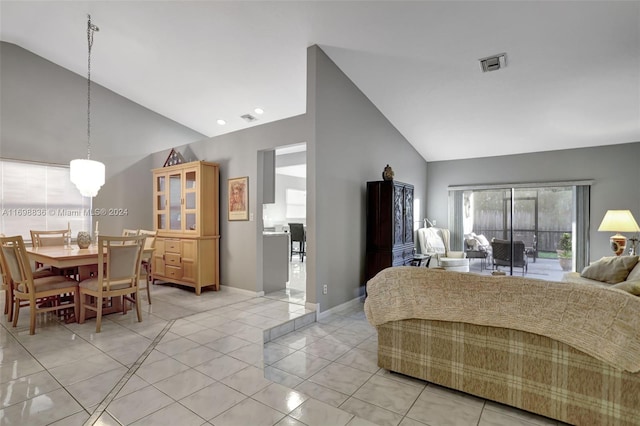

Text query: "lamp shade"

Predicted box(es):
[597, 210, 640, 233]
[70, 159, 105, 197]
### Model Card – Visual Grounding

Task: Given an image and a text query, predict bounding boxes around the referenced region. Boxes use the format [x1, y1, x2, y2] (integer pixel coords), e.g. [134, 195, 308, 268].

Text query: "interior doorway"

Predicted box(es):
[262, 143, 307, 304]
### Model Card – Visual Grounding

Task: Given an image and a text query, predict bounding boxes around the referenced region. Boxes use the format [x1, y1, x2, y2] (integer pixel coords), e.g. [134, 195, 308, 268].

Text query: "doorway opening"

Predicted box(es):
[263, 143, 307, 304]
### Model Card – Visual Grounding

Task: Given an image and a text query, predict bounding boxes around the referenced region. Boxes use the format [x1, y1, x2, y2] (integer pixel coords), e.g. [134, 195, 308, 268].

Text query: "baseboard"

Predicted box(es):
[220, 285, 264, 298]
[317, 296, 364, 320]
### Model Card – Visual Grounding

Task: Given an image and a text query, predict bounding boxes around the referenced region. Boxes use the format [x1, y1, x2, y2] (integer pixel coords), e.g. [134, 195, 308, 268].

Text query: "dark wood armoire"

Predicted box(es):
[365, 180, 414, 281]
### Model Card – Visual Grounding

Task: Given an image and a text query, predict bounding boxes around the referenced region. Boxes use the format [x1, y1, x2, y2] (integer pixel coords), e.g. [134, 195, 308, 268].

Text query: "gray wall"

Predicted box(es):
[309, 46, 428, 310]
[151, 114, 311, 295]
[148, 45, 428, 313]
[0, 42, 206, 235]
[427, 142, 640, 261]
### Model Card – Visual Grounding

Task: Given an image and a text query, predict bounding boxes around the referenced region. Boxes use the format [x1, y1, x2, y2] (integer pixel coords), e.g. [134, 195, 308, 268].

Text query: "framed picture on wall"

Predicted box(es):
[228, 176, 249, 221]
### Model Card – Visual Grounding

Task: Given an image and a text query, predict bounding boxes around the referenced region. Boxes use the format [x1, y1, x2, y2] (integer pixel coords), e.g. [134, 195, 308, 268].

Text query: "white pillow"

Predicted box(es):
[475, 234, 491, 248]
[424, 228, 446, 254]
[465, 238, 479, 251]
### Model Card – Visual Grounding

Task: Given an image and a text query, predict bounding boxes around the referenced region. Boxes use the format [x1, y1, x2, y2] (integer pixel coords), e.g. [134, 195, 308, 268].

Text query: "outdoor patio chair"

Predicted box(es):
[491, 239, 528, 275]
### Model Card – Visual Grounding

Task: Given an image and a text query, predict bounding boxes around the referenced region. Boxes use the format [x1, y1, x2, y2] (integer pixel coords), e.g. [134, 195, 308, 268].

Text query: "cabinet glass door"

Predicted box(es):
[184, 170, 197, 232]
[169, 172, 182, 230]
[155, 175, 167, 230]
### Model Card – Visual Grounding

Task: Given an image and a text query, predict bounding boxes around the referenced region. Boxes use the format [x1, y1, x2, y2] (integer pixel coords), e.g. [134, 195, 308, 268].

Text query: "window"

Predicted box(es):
[285, 188, 306, 219]
[0, 159, 92, 241]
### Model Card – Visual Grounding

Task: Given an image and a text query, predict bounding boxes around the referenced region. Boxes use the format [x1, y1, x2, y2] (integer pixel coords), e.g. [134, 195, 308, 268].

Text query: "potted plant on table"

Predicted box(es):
[557, 232, 572, 271]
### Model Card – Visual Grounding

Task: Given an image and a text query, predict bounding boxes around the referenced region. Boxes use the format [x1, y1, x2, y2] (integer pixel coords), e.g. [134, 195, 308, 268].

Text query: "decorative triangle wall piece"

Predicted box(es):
[163, 148, 186, 167]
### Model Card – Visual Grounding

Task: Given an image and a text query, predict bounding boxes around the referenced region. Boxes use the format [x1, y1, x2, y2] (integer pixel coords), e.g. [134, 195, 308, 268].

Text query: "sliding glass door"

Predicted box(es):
[449, 183, 590, 280]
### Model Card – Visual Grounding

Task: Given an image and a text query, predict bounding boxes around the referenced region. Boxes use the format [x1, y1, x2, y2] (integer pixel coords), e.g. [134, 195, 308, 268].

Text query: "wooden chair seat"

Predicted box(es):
[16, 275, 77, 292]
[79, 278, 131, 292]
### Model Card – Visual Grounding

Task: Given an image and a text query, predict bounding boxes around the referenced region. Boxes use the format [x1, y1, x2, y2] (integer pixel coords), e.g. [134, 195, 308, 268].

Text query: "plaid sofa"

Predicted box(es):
[377, 318, 640, 425]
[365, 267, 640, 425]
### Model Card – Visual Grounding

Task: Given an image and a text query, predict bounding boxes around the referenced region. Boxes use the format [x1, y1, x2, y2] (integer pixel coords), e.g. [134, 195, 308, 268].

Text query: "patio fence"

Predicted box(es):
[475, 229, 572, 255]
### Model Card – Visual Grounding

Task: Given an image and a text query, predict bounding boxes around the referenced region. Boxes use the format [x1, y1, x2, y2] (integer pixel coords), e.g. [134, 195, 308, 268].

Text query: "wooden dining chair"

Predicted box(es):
[122, 228, 140, 237]
[30, 229, 70, 248]
[78, 234, 147, 332]
[137, 229, 157, 304]
[30, 229, 75, 276]
[0, 235, 79, 335]
[0, 233, 12, 321]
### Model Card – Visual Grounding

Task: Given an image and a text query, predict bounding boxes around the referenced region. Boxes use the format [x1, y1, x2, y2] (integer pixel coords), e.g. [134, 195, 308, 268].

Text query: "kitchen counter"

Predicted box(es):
[262, 232, 289, 293]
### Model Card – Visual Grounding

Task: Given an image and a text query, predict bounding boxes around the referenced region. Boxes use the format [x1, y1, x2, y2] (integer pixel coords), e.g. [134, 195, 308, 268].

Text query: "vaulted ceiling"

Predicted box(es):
[1, 1, 638, 161]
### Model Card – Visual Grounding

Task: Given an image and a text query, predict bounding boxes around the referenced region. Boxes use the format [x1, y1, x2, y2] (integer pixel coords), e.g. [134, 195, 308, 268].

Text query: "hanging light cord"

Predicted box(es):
[87, 14, 99, 160]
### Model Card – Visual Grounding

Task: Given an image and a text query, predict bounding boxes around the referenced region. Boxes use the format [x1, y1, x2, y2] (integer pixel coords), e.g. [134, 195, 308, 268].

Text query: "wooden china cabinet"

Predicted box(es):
[152, 161, 220, 294]
[365, 180, 414, 281]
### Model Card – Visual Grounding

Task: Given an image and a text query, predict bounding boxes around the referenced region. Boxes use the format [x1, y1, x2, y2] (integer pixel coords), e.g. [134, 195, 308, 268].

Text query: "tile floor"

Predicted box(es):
[265, 257, 307, 305]
[1, 281, 566, 426]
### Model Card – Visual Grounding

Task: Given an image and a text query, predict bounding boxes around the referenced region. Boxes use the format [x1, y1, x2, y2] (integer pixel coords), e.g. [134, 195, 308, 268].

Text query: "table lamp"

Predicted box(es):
[597, 210, 640, 256]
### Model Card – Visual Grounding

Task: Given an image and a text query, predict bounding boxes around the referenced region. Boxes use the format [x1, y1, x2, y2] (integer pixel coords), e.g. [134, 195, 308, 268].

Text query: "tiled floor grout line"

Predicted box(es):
[83, 318, 176, 426]
[79, 296, 311, 425]
[0, 318, 103, 420]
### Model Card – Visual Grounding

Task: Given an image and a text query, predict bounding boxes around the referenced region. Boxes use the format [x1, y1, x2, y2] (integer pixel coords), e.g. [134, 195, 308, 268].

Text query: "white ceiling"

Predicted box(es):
[1, 1, 638, 162]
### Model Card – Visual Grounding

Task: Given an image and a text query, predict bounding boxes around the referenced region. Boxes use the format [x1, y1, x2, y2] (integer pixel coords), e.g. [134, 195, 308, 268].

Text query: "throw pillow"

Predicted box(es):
[612, 280, 640, 296]
[475, 234, 491, 248]
[626, 261, 640, 281]
[465, 238, 479, 251]
[580, 256, 640, 284]
[424, 228, 446, 254]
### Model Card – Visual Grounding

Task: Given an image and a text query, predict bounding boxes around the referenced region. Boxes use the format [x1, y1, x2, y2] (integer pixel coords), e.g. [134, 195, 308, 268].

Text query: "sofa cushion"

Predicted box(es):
[613, 280, 640, 296]
[580, 256, 639, 284]
[627, 261, 640, 282]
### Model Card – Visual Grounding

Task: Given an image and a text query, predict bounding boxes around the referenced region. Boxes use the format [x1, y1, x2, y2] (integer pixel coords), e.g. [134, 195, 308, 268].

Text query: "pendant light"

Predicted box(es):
[70, 14, 105, 198]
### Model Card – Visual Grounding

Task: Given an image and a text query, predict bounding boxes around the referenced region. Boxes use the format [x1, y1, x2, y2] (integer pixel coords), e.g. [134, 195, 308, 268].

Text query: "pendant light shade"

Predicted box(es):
[70, 14, 105, 198]
[70, 159, 105, 197]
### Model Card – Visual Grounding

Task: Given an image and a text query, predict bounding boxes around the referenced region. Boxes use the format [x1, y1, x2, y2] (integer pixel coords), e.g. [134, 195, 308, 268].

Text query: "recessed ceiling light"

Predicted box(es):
[216, 119, 226, 125]
[254, 107, 264, 115]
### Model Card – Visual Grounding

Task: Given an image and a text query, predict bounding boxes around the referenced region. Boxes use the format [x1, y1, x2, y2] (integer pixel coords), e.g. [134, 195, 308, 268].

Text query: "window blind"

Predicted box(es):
[0, 159, 92, 241]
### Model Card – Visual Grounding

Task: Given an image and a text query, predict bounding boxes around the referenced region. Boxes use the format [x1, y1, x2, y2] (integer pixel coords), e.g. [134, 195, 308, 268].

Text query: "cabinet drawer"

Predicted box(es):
[165, 253, 181, 266]
[165, 240, 181, 253]
[165, 266, 182, 279]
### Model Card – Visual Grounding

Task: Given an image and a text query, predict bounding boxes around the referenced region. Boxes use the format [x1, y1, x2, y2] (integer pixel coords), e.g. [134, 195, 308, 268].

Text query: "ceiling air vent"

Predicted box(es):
[479, 53, 507, 72]
[241, 114, 258, 123]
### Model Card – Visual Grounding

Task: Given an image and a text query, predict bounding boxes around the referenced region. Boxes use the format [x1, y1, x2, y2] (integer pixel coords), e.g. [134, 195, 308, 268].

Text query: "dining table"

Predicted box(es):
[26, 244, 154, 320]
[27, 245, 104, 281]
[26, 244, 154, 280]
